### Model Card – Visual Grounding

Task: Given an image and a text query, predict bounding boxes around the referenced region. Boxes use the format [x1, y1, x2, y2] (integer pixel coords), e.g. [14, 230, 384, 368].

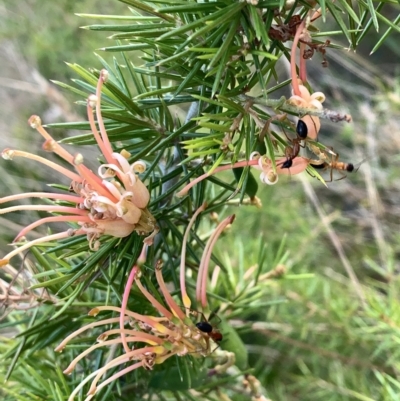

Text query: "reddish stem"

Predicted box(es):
[177, 159, 259, 197]
[290, 19, 306, 97]
[14, 215, 91, 241]
[73, 163, 118, 202]
[0, 192, 83, 205]
[95, 71, 121, 170]
[87, 100, 116, 166]
[135, 278, 173, 319]
[197, 215, 235, 308]
[180, 203, 207, 312]
[299, 42, 307, 83]
[120, 264, 140, 354]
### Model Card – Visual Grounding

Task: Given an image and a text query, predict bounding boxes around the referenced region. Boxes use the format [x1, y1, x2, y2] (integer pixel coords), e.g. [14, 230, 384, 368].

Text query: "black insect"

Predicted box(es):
[196, 321, 223, 342]
[296, 119, 308, 139]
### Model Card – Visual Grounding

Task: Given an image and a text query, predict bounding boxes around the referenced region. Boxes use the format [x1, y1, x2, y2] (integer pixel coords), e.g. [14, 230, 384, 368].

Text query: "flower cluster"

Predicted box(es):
[176, 153, 309, 195]
[0, 70, 157, 267]
[288, 83, 326, 140]
[56, 205, 234, 400]
[249, 152, 309, 185]
[56, 266, 210, 401]
[287, 11, 326, 140]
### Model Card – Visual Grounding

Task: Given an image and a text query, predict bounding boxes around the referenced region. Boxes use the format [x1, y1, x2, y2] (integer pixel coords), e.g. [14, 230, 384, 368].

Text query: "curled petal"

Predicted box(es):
[112, 152, 131, 174]
[125, 178, 150, 209]
[102, 180, 122, 200]
[98, 164, 125, 180]
[301, 115, 320, 140]
[91, 195, 117, 212]
[260, 171, 279, 185]
[288, 95, 307, 107]
[87, 219, 136, 238]
[298, 85, 311, 101]
[309, 99, 323, 110]
[258, 155, 272, 173]
[311, 92, 326, 103]
[131, 161, 146, 174]
[116, 199, 142, 225]
[246, 153, 262, 171]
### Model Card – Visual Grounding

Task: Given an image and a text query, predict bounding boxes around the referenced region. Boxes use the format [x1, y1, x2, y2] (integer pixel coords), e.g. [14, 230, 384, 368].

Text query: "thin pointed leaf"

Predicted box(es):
[326, 1, 352, 46]
[371, 13, 400, 54]
[366, 0, 379, 32]
[336, 0, 361, 26]
[208, 16, 239, 70]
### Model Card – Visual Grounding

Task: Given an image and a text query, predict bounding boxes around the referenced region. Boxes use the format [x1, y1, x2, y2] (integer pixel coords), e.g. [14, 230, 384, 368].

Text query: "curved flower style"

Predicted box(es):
[56, 207, 234, 400]
[56, 266, 209, 401]
[288, 84, 326, 140]
[0, 69, 157, 267]
[177, 154, 309, 196]
[249, 152, 309, 185]
[288, 16, 326, 140]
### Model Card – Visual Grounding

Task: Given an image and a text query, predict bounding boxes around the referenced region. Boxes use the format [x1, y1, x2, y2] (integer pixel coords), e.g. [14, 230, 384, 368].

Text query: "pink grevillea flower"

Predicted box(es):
[55, 266, 209, 401]
[179, 203, 235, 310]
[289, 16, 325, 140]
[288, 84, 326, 140]
[249, 152, 309, 185]
[0, 69, 157, 267]
[177, 155, 309, 196]
[56, 206, 233, 400]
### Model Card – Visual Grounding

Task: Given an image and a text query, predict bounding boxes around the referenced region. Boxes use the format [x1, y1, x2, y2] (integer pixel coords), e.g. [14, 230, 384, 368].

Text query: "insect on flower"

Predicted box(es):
[278, 119, 309, 170]
[249, 152, 309, 186]
[0, 69, 157, 267]
[196, 319, 223, 343]
[309, 153, 361, 182]
[56, 204, 234, 400]
[55, 264, 212, 401]
[288, 83, 326, 140]
[184, 306, 224, 345]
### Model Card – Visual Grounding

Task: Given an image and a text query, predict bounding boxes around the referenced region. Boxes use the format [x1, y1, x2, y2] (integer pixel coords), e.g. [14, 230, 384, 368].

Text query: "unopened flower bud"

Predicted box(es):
[87, 94, 98, 109]
[2, 149, 14, 160]
[88, 307, 100, 316]
[100, 69, 109, 82]
[28, 115, 42, 129]
[73, 153, 84, 165]
[97, 333, 108, 342]
[42, 139, 57, 152]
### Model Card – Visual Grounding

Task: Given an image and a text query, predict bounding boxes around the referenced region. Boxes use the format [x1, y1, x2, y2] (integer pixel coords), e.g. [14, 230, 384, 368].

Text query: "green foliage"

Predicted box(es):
[1, 1, 400, 401]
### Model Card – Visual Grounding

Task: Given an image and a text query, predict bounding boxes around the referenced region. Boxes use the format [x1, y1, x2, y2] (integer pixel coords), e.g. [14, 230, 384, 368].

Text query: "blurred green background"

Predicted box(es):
[1, 1, 400, 400]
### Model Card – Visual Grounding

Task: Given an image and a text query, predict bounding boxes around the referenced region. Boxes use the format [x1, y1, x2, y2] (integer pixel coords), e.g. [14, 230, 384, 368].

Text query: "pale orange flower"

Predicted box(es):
[249, 152, 309, 185]
[0, 69, 157, 267]
[56, 205, 233, 400]
[177, 154, 309, 196]
[288, 84, 326, 140]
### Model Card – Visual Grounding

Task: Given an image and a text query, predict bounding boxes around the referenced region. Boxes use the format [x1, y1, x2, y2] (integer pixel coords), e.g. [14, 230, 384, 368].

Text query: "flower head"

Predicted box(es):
[249, 152, 309, 185]
[288, 84, 326, 140]
[176, 154, 309, 196]
[0, 70, 157, 267]
[56, 207, 233, 400]
[56, 266, 210, 401]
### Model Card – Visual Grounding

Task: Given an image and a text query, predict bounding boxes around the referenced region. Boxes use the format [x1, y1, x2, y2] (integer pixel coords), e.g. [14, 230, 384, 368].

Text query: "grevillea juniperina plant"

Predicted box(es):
[1, 1, 398, 400]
